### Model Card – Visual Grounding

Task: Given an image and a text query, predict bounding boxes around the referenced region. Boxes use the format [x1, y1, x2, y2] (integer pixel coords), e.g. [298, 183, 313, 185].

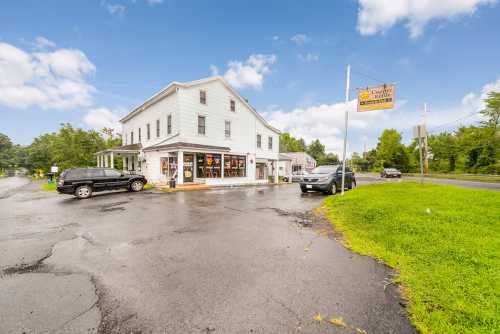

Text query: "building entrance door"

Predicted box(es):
[183, 154, 194, 183]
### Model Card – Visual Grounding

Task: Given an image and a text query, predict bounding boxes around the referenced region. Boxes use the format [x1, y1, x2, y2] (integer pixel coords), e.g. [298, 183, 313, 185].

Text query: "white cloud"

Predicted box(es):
[216, 54, 277, 90]
[34, 36, 56, 49]
[290, 34, 311, 45]
[83, 107, 123, 133]
[0, 42, 96, 110]
[145, 0, 163, 6]
[298, 53, 319, 63]
[357, 0, 496, 38]
[107, 4, 127, 17]
[262, 100, 385, 155]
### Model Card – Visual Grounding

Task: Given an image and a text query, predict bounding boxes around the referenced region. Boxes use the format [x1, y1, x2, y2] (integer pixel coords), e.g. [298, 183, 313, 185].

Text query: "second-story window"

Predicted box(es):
[225, 120, 231, 138]
[147, 123, 151, 140]
[131, 131, 134, 144]
[167, 114, 172, 135]
[200, 90, 207, 105]
[198, 115, 206, 135]
[156, 119, 160, 138]
[268, 136, 273, 150]
[138, 127, 141, 142]
[257, 134, 261, 148]
[230, 99, 236, 112]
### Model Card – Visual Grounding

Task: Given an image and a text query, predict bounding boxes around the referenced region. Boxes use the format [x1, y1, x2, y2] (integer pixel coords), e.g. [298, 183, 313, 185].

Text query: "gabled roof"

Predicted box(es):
[119, 76, 281, 134]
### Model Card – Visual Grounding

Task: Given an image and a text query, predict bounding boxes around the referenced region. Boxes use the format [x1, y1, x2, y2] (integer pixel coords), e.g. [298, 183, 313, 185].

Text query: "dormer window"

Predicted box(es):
[200, 90, 207, 105]
[230, 99, 236, 112]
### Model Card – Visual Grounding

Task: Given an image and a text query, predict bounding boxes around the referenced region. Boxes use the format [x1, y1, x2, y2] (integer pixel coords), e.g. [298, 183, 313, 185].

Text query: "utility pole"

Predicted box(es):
[341, 64, 351, 196]
[418, 131, 424, 183]
[423, 103, 429, 174]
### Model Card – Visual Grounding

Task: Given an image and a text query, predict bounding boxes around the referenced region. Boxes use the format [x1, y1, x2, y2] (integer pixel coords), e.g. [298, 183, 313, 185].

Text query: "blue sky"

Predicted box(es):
[1, 0, 499, 156]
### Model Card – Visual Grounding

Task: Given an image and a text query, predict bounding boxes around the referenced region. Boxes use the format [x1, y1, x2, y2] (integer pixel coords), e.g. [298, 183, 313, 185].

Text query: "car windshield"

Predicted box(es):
[311, 165, 339, 174]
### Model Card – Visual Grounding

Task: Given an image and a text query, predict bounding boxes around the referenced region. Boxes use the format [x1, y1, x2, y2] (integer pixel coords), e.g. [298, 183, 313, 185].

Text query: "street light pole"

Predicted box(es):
[341, 64, 351, 196]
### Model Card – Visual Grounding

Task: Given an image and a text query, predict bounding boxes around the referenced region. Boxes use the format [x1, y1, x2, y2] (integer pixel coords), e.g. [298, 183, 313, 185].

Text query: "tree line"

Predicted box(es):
[0, 124, 121, 176]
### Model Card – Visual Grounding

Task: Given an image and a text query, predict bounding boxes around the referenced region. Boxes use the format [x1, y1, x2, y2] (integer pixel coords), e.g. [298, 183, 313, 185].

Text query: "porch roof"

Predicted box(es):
[95, 143, 142, 155]
[143, 141, 230, 153]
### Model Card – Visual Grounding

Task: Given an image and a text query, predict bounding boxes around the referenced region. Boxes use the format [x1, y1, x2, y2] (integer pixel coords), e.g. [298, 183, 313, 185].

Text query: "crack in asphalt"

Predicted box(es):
[258, 207, 315, 228]
[1, 248, 54, 276]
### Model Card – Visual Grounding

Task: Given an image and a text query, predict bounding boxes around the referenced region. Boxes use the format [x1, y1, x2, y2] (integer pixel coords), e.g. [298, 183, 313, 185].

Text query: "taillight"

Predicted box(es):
[58, 179, 64, 186]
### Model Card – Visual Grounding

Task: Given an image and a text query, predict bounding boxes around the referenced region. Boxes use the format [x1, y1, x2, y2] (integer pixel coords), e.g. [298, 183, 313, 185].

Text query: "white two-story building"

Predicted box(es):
[95, 76, 281, 186]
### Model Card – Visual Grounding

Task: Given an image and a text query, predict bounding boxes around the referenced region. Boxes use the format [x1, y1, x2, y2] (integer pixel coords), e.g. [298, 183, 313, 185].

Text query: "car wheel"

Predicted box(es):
[328, 183, 337, 195]
[301, 187, 307, 193]
[130, 180, 144, 192]
[75, 185, 92, 199]
[283, 177, 288, 182]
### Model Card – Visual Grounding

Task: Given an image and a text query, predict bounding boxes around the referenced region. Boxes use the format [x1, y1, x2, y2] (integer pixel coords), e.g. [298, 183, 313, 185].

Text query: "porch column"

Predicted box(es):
[122, 157, 126, 171]
[110, 152, 114, 169]
[177, 151, 184, 185]
[274, 160, 279, 184]
[103, 154, 107, 167]
[221, 154, 225, 178]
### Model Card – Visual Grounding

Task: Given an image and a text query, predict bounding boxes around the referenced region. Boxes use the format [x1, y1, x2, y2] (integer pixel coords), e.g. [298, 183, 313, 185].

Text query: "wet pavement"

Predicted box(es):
[0, 177, 416, 334]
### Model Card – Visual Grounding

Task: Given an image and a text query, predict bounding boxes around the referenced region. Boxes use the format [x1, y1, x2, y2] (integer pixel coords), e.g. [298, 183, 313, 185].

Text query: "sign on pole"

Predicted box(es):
[412, 124, 427, 139]
[357, 84, 395, 112]
[50, 166, 59, 173]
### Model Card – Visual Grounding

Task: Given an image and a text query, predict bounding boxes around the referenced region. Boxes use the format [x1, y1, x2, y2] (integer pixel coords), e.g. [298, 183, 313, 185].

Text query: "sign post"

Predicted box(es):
[413, 125, 427, 183]
[341, 65, 351, 196]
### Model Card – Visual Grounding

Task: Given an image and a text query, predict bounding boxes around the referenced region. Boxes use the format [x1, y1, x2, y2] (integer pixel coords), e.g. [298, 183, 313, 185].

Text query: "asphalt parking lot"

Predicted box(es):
[0, 177, 415, 334]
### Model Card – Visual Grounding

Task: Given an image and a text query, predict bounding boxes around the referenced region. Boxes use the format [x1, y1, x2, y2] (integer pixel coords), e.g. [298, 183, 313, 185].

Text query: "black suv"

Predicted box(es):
[300, 165, 356, 195]
[57, 168, 148, 199]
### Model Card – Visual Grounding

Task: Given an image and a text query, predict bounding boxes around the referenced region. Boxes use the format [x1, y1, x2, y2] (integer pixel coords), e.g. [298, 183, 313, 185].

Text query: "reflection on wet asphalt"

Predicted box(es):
[0, 177, 416, 334]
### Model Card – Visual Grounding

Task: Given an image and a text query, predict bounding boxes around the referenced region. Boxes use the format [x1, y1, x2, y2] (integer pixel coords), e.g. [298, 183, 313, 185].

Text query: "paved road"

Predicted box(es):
[357, 173, 500, 191]
[0, 177, 415, 334]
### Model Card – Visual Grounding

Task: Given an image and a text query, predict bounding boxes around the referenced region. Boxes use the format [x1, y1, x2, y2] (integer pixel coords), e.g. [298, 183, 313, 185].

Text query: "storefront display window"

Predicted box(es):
[196, 153, 221, 178]
[224, 155, 246, 177]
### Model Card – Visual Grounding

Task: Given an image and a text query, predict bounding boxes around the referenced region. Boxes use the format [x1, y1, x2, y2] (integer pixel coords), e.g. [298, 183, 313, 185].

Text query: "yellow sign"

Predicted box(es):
[357, 84, 395, 112]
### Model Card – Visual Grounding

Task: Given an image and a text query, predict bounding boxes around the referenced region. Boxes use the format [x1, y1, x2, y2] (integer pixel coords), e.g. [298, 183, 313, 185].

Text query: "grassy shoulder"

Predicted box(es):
[40, 183, 56, 191]
[324, 182, 499, 334]
[404, 173, 500, 183]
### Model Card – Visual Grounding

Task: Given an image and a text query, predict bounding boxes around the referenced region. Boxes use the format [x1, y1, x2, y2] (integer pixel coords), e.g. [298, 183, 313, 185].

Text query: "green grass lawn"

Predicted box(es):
[324, 182, 500, 334]
[40, 182, 56, 191]
[404, 173, 500, 183]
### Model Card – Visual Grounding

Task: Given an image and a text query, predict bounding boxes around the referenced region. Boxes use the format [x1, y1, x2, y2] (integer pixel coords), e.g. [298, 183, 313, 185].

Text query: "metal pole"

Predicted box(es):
[341, 64, 351, 196]
[418, 133, 424, 183]
[423, 103, 429, 174]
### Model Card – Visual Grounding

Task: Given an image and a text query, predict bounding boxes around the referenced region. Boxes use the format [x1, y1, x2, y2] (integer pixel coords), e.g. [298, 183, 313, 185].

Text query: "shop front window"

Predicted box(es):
[196, 153, 221, 178]
[224, 155, 246, 177]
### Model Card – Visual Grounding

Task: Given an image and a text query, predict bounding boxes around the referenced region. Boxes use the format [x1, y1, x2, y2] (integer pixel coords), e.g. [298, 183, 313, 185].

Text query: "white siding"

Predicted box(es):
[121, 91, 179, 148]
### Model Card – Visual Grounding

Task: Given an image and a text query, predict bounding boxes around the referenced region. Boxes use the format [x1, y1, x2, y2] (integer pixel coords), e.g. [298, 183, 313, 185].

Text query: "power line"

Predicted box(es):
[427, 111, 482, 133]
[350, 69, 390, 85]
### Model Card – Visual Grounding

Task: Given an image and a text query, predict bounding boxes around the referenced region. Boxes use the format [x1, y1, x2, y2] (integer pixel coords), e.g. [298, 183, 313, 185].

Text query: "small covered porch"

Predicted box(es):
[95, 143, 142, 172]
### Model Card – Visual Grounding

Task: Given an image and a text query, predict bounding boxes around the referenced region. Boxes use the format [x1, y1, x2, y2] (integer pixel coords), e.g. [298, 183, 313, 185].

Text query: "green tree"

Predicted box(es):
[25, 124, 122, 173]
[0, 133, 14, 172]
[317, 153, 340, 166]
[306, 139, 325, 161]
[375, 129, 410, 172]
[428, 132, 459, 172]
[279, 133, 307, 152]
